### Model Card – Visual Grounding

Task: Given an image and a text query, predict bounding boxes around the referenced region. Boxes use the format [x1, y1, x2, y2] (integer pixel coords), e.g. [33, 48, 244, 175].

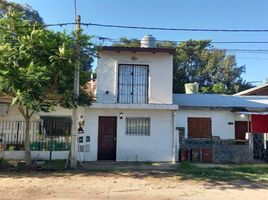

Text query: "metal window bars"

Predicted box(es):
[0, 119, 71, 151]
[126, 117, 150, 136]
[118, 64, 149, 104]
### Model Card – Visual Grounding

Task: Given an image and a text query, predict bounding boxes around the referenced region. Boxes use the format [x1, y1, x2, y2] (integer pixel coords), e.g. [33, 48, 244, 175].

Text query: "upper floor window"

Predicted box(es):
[118, 64, 149, 104]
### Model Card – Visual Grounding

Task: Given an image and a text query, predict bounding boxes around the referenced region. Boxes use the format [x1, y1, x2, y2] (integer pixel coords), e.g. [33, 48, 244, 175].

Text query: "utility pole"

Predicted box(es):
[70, 15, 81, 169]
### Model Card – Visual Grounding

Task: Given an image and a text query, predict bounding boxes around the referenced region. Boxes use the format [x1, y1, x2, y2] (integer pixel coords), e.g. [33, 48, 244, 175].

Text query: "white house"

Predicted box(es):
[0, 35, 179, 162]
[81, 36, 178, 162]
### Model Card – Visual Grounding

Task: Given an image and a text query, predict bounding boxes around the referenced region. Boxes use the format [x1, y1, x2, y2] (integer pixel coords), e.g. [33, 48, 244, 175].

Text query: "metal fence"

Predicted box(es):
[0, 120, 71, 151]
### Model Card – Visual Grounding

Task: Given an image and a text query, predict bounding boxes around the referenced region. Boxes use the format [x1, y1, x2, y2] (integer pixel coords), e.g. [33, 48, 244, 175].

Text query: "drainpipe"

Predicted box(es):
[172, 110, 177, 163]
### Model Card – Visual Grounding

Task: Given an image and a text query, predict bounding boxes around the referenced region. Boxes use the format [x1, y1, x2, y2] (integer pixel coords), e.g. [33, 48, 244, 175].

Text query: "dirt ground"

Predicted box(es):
[0, 162, 268, 200]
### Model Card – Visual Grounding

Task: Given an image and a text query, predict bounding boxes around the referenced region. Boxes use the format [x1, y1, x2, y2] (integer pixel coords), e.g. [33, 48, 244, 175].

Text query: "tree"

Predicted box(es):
[0, 8, 94, 164]
[0, 0, 43, 23]
[173, 40, 252, 94]
[113, 38, 252, 94]
[113, 37, 141, 47]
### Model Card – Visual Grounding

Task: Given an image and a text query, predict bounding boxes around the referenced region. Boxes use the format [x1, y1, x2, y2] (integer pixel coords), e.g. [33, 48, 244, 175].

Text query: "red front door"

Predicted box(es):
[98, 116, 117, 160]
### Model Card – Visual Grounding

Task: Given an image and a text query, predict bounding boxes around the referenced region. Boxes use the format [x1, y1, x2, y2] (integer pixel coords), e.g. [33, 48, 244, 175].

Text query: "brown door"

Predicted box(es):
[188, 117, 212, 138]
[235, 121, 251, 140]
[98, 116, 117, 160]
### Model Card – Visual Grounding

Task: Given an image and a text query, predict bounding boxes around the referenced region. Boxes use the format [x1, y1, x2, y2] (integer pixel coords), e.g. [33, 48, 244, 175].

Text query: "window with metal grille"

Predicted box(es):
[126, 117, 150, 136]
[118, 64, 148, 104]
[40, 116, 72, 136]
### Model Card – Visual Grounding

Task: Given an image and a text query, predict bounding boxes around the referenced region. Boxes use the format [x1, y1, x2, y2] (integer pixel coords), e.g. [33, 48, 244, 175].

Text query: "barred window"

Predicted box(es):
[126, 117, 150, 136]
[40, 116, 72, 136]
[118, 64, 149, 104]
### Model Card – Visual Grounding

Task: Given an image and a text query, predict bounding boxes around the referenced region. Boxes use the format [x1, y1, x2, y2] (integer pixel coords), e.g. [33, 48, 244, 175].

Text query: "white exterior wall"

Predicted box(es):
[82, 108, 174, 162]
[0, 151, 69, 160]
[0, 105, 73, 121]
[96, 51, 173, 104]
[234, 113, 251, 122]
[176, 109, 237, 139]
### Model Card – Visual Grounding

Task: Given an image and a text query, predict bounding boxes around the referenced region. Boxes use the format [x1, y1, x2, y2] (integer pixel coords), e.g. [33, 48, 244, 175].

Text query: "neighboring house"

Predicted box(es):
[173, 94, 268, 163]
[235, 83, 268, 96]
[173, 94, 268, 141]
[234, 83, 268, 135]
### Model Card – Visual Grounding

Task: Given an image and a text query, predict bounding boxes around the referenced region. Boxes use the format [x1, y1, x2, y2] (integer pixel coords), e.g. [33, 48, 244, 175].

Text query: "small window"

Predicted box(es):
[126, 117, 150, 136]
[188, 117, 212, 138]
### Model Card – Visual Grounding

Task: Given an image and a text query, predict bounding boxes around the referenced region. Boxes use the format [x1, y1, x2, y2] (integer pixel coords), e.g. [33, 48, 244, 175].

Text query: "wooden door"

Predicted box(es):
[235, 121, 251, 140]
[188, 117, 212, 138]
[98, 117, 117, 160]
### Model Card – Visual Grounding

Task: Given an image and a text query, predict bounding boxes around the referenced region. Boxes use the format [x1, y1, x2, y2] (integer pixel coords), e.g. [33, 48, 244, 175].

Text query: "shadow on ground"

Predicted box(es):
[0, 161, 267, 190]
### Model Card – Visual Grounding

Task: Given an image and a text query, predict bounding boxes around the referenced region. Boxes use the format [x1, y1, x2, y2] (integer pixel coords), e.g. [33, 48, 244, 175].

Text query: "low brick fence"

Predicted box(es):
[179, 137, 253, 164]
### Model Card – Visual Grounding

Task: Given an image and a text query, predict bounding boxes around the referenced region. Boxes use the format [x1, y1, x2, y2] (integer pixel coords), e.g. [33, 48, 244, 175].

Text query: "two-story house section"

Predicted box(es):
[83, 35, 178, 162]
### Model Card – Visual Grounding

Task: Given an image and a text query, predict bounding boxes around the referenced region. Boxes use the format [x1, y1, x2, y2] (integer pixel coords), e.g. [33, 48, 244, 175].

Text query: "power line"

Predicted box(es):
[94, 36, 268, 45]
[210, 41, 268, 44]
[237, 57, 268, 60]
[43, 22, 268, 33]
[94, 37, 268, 52]
[2, 20, 268, 33]
[88, 23, 268, 33]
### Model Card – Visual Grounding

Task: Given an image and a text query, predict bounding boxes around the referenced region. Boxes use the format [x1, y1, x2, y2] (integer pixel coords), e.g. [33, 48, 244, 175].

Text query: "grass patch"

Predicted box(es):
[39, 160, 67, 171]
[177, 162, 268, 183]
[0, 158, 7, 169]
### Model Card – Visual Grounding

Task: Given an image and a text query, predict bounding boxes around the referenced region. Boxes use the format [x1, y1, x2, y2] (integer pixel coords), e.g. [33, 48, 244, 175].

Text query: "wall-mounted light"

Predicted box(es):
[131, 56, 137, 61]
[240, 113, 246, 118]
[119, 112, 123, 119]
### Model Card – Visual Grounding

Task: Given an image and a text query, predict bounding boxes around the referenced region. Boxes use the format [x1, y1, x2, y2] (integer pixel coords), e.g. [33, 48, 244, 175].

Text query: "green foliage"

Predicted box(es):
[177, 162, 268, 182]
[40, 160, 67, 171]
[113, 37, 177, 48]
[0, 0, 43, 23]
[113, 37, 141, 47]
[0, 8, 95, 114]
[0, 157, 6, 168]
[173, 40, 252, 94]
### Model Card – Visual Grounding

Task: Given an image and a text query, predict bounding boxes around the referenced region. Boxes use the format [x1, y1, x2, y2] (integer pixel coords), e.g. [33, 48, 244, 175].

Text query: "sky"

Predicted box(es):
[11, 0, 268, 85]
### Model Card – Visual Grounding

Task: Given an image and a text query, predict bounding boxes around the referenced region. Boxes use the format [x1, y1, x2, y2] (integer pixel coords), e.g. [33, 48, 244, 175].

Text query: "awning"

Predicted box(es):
[236, 111, 268, 115]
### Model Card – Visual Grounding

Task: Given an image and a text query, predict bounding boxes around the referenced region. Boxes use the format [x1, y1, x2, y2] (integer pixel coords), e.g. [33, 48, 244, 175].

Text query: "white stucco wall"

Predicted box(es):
[176, 109, 237, 139]
[82, 108, 174, 162]
[234, 113, 251, 122]
[0, 105, 175, 162]
[96, 51, 173, 104]
[0, 105, 73, 121]
[0, 151, 69, 160]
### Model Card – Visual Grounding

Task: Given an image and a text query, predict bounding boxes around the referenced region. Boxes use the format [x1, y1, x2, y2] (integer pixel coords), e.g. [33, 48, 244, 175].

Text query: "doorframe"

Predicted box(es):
[97, 116, 117, 161]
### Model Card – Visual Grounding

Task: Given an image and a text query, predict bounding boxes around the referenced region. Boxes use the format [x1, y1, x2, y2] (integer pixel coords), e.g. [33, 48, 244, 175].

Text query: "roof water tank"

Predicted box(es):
[185, 83, 199, 94]
[140, 35, 156, 48]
